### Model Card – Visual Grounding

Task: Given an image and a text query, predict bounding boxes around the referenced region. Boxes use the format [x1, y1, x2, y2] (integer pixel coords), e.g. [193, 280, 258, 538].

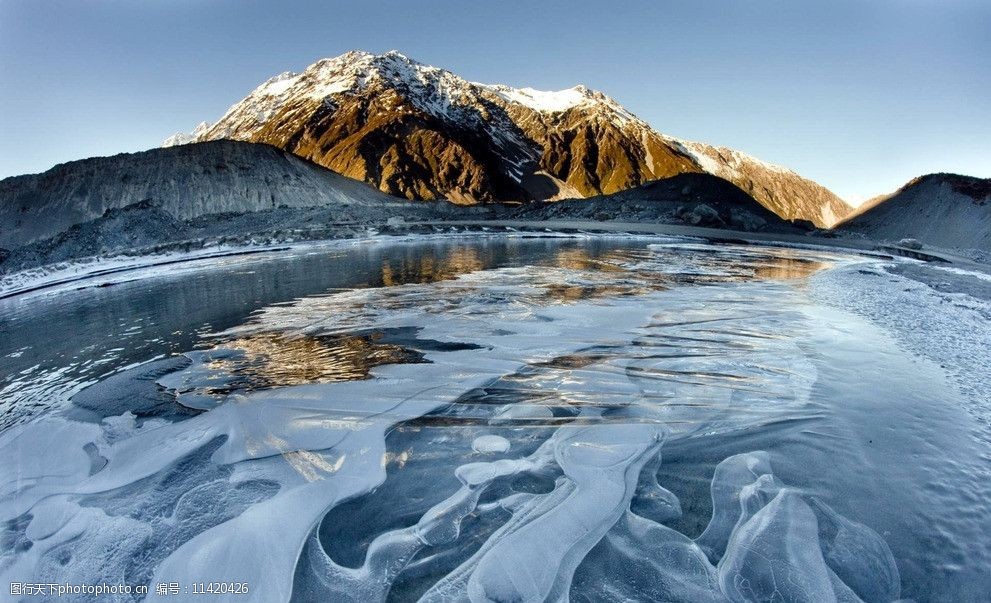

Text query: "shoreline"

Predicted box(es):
[2, 221, 988, 301]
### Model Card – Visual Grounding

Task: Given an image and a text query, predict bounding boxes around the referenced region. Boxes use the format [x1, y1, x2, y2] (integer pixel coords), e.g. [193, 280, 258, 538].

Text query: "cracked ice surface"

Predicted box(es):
[0, 240, 922, 602]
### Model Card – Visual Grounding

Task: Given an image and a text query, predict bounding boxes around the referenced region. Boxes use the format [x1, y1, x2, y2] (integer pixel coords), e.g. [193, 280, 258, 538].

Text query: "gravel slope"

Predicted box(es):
[0, 140, 407, 249]
[837, 174, 991, 251]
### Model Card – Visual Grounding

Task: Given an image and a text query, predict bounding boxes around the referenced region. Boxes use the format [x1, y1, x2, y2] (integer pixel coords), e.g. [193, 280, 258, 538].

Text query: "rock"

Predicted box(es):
[686, 203, 723, 227]
[897, 238, 923, 250]
[789, 219, 818, 231]
[728, 209, 766, 232]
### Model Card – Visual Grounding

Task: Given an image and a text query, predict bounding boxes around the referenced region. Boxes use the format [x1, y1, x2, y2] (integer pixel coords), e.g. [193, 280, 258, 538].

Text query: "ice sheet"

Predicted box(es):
[0, 241, 907, 603]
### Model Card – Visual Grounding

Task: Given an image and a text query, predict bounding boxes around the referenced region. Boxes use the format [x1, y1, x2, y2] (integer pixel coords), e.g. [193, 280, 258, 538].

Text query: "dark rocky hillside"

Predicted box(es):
[837, 173, 991, 251]
[0, 140, 405, 249]
[503, 173, 813, 235]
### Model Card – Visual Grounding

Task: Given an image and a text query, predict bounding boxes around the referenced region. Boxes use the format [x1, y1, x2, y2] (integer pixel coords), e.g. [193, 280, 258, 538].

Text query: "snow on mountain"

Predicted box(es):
[165, 50, 851, 226]
[162, 121, 212, 148]
[479, 85, 590, 113]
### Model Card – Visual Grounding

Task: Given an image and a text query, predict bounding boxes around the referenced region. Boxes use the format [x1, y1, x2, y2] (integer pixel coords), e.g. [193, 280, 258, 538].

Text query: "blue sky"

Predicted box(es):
[1, 0, 988, 201]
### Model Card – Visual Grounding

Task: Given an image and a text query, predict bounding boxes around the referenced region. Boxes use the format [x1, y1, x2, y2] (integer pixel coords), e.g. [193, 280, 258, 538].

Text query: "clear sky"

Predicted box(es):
[1, 0, 988, 202]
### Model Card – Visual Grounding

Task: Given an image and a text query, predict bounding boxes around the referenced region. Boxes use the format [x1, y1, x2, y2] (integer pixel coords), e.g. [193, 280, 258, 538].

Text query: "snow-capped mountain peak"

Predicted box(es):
[164, 50, 850, 226]
[174, 52, 645, 142]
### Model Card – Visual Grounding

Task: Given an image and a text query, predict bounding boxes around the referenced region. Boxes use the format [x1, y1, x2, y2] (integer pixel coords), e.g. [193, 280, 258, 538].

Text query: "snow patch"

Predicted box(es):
[480, 85, 590, 113]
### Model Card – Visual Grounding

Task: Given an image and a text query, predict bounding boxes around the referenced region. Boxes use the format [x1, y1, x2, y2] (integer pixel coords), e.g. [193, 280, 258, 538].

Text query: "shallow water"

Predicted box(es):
[1, 235, 988, 602]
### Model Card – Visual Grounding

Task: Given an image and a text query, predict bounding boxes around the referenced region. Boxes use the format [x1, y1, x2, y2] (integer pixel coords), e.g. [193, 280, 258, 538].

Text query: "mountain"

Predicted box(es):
[0, 140, 404, 249]
[504, 172, 810, 234]
[837, 173, 991, 250]
[165, 50, 850, 227]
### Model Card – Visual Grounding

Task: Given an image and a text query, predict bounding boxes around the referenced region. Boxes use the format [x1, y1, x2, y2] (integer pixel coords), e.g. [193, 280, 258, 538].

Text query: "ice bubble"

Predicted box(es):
[422, 424, 664, 602]
[696, 450, 775, 563]
[471, 434, 511, 454]
[572, 511, 724, 603]
[718, 489, 836, 602]
[810, 498, 901, 603]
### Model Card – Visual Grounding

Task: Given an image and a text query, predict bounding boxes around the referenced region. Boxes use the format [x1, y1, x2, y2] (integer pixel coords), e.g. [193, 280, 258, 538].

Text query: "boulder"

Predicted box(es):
[897, 238, 923, 250]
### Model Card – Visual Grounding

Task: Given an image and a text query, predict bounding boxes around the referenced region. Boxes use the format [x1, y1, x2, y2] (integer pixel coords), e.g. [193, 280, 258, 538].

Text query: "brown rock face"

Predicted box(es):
[495, 96, 701, 199]
[250, 92, 524, 204]
[166, 50, 851, 226]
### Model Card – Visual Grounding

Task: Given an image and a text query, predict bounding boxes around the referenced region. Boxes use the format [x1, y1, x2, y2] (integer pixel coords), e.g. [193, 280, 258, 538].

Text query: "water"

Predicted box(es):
[1, 235, 988, 602]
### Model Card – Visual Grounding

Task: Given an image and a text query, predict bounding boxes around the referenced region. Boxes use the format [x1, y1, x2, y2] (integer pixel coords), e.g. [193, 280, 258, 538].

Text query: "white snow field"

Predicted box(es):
[1, 236, 988, 602]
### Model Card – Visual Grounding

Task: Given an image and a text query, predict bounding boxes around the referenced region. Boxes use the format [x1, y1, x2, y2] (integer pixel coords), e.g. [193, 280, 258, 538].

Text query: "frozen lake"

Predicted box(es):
[1, 235, 989, 602]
